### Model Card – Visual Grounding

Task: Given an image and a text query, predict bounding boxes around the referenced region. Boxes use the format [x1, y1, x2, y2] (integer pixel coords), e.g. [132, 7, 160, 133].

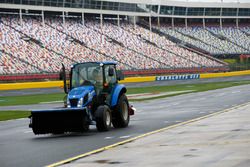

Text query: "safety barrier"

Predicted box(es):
[0, 81, 63, 91]
[0, 70, 250, 91]
[156, 74, 200, 81]
[200, 70, 250, 78]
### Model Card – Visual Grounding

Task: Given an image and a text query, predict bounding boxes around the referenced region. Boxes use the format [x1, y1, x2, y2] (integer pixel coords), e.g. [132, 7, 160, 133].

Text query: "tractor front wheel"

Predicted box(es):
[95, 105, 112, 132]
[112, 94, 130, 128]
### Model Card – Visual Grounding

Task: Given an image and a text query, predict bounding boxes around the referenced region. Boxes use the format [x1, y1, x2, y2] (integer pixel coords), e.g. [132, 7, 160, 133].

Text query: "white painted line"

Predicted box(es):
[191, 98, 206, 102]
[39, 101, 63, 104]
[175, 120, 182, 123]
[164, 121, 169, 123]
[119, 136, 131, 139]
[24, 130, 32, 133]
[172, 102, 180, 106]
[199, 111, 206, 114]
[232, 91, 241, 94]
[104, 136, 114, 140]
[191, 99, 200, 102]
[214, 93, 225, 97]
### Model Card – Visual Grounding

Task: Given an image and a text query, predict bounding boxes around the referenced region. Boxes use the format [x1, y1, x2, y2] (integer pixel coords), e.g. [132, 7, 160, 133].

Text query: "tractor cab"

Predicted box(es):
[61, 62, 124, 107]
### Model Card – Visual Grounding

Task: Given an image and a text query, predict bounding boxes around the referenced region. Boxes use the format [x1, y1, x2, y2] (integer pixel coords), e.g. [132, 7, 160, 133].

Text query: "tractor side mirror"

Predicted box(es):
[61, 64, 68, 94]
[117, 70, 125, 81]
[108, 67, 114, 76]
[59, 70, 64, 80]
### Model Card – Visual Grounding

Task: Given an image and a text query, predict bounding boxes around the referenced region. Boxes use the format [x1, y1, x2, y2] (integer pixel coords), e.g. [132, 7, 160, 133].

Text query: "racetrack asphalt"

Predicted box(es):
[62, 99, 250, 167]
[0, 84, 250, 167]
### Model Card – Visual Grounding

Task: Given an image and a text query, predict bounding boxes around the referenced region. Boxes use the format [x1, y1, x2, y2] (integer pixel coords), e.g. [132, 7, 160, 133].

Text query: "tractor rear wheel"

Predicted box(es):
[95, 105, 112, 132]
[112, 94, 130, 128]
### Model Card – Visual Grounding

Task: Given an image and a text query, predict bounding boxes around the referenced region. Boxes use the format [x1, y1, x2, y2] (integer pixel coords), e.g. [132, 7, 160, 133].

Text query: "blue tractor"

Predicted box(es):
[29, 62, 135, 134]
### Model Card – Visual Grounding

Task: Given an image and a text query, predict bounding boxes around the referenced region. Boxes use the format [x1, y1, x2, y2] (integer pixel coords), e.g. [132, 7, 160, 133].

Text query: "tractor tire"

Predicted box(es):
[95, 105, 112, 132]
[112, 94, 130, 128]
[81, 118, 90, 132]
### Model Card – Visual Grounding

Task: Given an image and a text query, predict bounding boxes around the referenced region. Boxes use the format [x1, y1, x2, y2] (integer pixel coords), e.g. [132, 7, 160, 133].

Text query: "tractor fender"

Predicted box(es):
[111, 84, 127, 107]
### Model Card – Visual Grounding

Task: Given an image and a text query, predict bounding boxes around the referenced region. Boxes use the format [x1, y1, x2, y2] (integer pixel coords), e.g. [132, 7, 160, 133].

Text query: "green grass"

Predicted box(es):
[127, 80, 250, 101]
[0, 111, 30, 121]
[0, 93, 65, 106]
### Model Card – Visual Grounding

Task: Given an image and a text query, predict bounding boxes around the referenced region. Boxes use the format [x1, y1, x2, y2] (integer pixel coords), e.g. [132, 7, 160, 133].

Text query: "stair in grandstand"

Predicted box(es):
[139, 21, 203, 53]
[229, 40, 250, 53]
[137, 22, 217, 67]
[138, 21, 216, 55]
[45, 23, 134, 69]
[174, 28, 224, 54]
[86, 22, 171, 69]
[174, 29, 200, 41]
[128, 25, 202, 67]
[126, 46, 173, 69]
[240, 29, 250, 37]
[181, 45, 228, 66]
[85, 24, 125, 47]
[1, 50, 49, 73]
[205, 28, 226, 40]
[205, 28, 250, 53]
[108, 22, 195, 68]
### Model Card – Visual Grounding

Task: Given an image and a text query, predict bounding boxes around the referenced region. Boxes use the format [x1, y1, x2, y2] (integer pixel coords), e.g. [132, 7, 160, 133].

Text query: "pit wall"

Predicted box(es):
[1, 70, 250, 91]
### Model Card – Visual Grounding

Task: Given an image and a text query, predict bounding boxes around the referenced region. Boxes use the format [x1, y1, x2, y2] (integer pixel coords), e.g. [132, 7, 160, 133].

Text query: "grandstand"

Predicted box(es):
[1, 0, 250, 81]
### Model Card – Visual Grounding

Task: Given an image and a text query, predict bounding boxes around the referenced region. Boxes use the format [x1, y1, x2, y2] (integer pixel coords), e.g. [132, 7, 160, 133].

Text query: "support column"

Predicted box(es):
[185, 18, 187, 28]
[157, 16, 160, 27]
[220, 18, 222, 29]
[149, 16, 152, 32]
[42, 11, 45, 27]
[134, 16, 136, 29]
[203, 18, 205, 28]
[236, 18, 239, 28]
[62, 11, 65, 25]
[100, 13, 103, 29]
[19, 9, 23, 26]
[117, 15, 120, 27]
[171, 17, 174, 29]
[82, 13, 85, 26]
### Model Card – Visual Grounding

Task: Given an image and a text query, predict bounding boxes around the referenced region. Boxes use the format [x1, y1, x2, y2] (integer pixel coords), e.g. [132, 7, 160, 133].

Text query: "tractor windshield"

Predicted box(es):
[71, 63, 103, 89]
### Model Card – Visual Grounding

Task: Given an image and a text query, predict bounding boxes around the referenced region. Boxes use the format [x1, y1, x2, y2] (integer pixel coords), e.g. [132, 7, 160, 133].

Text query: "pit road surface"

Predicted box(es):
[1, 84, 250, 167]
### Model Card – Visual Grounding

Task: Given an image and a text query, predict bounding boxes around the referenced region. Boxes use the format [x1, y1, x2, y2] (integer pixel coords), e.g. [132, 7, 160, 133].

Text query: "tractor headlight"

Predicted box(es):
[77, 97, 83, 108]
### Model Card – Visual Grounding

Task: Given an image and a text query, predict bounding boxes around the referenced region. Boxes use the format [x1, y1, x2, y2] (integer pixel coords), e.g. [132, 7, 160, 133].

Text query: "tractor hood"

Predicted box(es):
[68, 86, 95, 99]
[67, 86, 96, 108]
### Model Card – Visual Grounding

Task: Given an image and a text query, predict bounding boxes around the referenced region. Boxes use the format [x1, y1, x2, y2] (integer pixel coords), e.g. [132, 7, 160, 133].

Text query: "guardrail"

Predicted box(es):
[0, 70, 250, 91]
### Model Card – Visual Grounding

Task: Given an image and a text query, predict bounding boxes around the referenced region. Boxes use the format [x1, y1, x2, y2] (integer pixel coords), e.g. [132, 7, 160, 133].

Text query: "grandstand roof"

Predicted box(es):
[161, 0, 247, 3]
[104, 0, 249, 4]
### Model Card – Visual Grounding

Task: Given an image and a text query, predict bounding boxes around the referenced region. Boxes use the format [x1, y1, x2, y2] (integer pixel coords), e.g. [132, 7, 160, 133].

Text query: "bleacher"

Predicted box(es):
[156, 25, 250, 55]
[0, 14, 225, 76]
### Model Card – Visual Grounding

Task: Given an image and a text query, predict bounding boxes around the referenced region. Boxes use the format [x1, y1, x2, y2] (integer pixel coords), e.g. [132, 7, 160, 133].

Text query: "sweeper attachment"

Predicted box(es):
[29, 62, 135, 135]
